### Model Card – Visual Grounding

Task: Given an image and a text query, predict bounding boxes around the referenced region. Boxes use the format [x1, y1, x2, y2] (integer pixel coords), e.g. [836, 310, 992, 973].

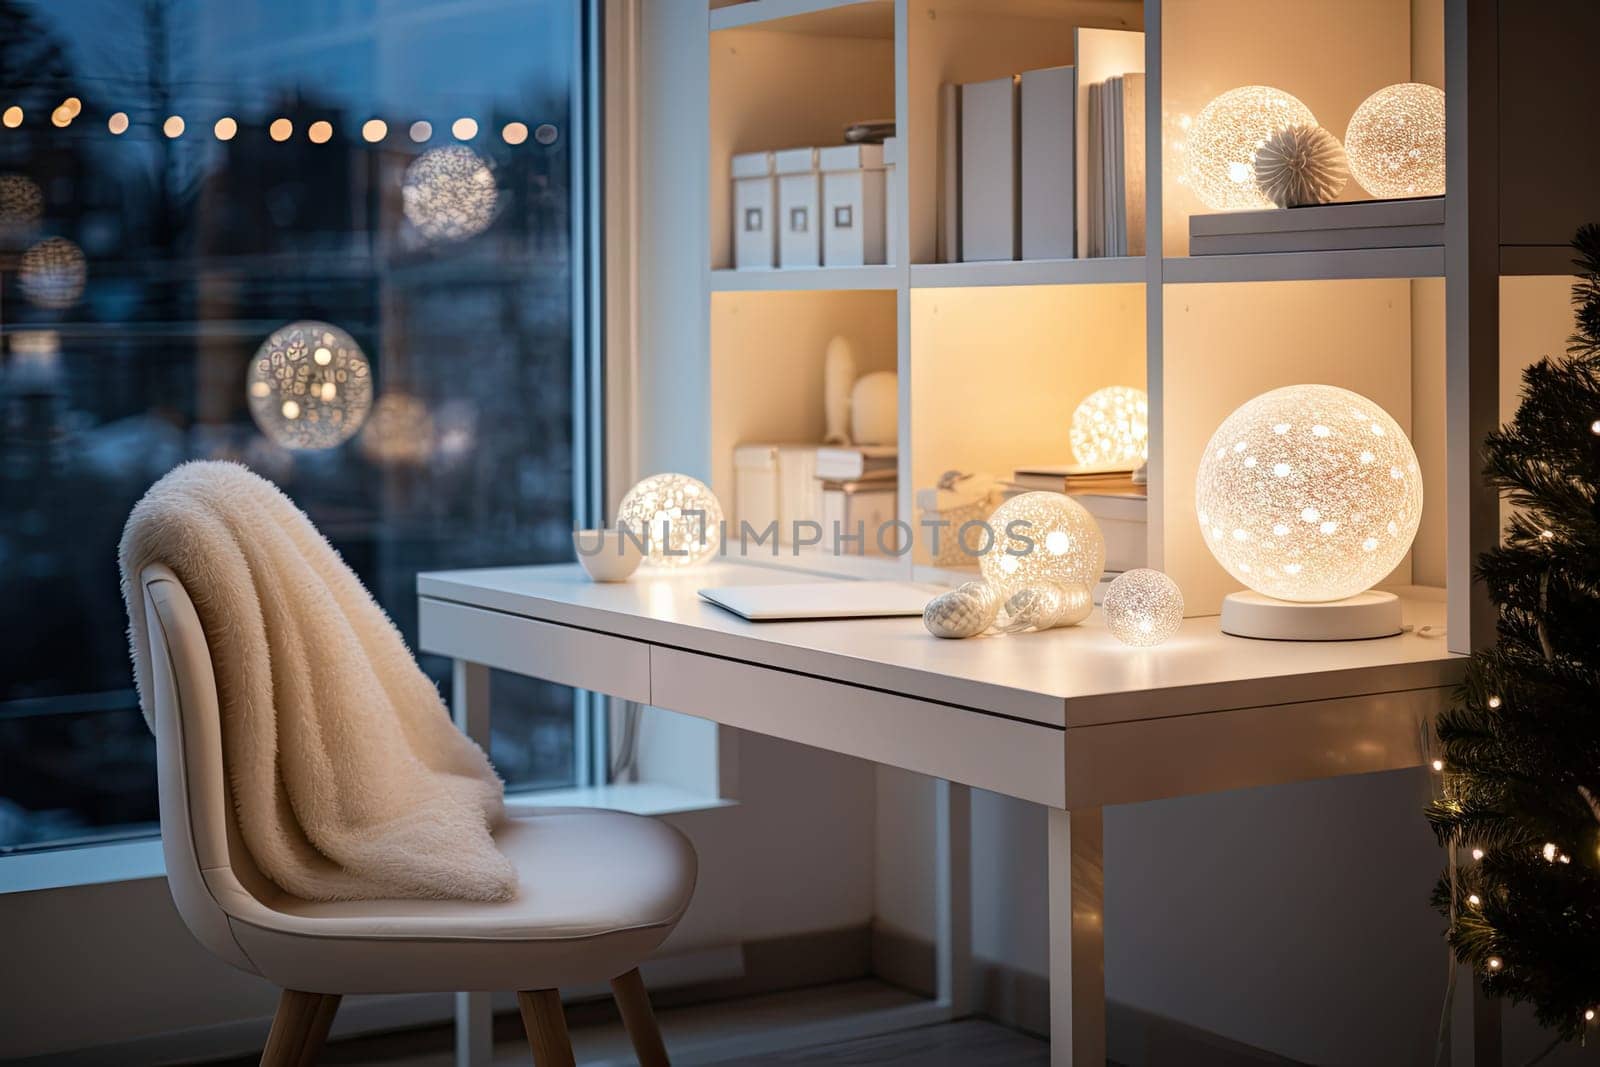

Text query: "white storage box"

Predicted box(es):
[774, 148, 822, 268]
[822, 475, 897, 556]
[731, 151, 776, 270]
[1073, 491, 1147, 572]
[882, 136, 899, 265]
[733, 443, 824, 548]
[819, 143, 887, 267]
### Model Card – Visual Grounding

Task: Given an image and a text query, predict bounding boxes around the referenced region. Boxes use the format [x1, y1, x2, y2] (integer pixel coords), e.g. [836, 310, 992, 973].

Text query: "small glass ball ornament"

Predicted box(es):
[1102, 568, 1184, 647]
[617, 473, 724, 568]
[246, 321, 373, 450]
[997, 582, 1094, 633]
[1070, 386, 1148, 468]
[1252, 124, 1349, 208]
[402, 145, 499, 242]
[1185, 86, 1317, 211]
[1194, 384, 1422, 605]
[1344, 83, 1446, 199]
[19, 236, 87, 309]
[979, 491, 1106, 597]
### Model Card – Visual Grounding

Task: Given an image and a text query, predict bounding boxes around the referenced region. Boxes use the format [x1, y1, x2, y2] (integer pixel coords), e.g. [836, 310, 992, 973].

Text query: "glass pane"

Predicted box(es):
[0, 0, 581, 851]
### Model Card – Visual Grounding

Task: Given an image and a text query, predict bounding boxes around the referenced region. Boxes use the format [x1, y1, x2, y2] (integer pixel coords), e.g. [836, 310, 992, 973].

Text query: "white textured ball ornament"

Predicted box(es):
[1344, 83, 1446, 199]
[1253, 125, 1349, 208]
[1070, 386, 1148, 468]
[402, 145, 499, 241]
[1195, 385, 1422, 603]
[19, 236, 87, 309]
[617, 473, 725, 568]
[980, 491, 1106, 597]
[1102, 569, 1184, 646]
[247, 321, 373, 450]
[923, 582, 1001, 639]
[1185, 86, 1317, 211]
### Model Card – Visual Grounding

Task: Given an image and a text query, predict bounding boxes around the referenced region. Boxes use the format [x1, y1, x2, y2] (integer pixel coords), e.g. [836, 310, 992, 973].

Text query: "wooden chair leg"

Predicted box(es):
[518, 988, 577, 1067]
[260, 990, 340, 1067]
[610, 968, 670, 1067]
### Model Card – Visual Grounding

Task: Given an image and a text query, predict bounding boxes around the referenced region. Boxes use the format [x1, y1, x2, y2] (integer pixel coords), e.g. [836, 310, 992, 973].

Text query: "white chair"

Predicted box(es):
[135, 563, 697, 1066]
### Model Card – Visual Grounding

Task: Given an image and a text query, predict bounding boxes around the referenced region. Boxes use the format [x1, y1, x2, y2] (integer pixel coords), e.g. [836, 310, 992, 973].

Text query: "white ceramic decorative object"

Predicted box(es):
[1195, 385, 1422, 639]
[1344, 83, 1446, 199]
[850, 371, 898, 445]
[573, 528, 644, 582]
[923, 581, 1001, 639]
[1069, 386, 1149, 467]
[997, 582, 1094, 633]
[823, 336, 857, 445]
[979, 491, 1106, 597]
[617, 472, 725, 568]
[1185, 86, 1317, 211]
[402, 145, 498, 242]
[1252, 125, 1349, 208]
[1102, 568, 1184, 646]
[246, 321, 373, 450]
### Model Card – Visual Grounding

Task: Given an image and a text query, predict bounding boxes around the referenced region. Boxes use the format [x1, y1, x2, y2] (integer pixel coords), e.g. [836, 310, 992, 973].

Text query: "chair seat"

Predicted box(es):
[211, 810, 697, 994]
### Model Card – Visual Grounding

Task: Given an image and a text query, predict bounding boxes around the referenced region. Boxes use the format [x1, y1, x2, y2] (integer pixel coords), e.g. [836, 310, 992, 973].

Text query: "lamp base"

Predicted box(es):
[1220, 590, 1402, 641]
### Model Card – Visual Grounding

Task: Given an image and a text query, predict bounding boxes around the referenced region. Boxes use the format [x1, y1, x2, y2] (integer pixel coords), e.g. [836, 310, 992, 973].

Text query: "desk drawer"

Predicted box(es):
[651, 646, 1065, 807]
[418, 598, 650, 703]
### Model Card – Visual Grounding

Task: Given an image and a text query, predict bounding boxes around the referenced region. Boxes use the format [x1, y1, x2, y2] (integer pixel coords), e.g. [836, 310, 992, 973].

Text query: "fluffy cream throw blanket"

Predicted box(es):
[120, 461, 516, 902]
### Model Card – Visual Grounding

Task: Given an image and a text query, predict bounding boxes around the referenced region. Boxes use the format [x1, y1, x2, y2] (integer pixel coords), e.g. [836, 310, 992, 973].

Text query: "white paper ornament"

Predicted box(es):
[923, 581, 1000, 639]
[997, 582, 1094, 633]
[1253, 125, 1349, 208]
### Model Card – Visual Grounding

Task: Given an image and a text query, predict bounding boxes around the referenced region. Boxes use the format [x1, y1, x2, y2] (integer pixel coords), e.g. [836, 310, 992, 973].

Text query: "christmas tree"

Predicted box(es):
[1428, 224, 1600, 1041]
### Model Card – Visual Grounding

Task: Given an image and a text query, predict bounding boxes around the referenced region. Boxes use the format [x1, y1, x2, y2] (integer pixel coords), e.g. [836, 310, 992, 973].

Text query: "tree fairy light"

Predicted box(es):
[1102, 568, 1184, 646]
[1195, 384, 1422, 639]
[1070, 386, 1148, 468]
[19, 237, 87, 309]
[402, 145, 498, 242]
[1344, 83, 1446, 199]
[246, 321, 372, 450]
[979, 491, 1106, 597]
[1185, 86, 1316, 211]
[617, 473, 724, 568]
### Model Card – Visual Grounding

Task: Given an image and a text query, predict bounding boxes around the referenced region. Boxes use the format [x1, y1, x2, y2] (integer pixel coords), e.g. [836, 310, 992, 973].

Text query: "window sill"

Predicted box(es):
[0, 783, 733, 896]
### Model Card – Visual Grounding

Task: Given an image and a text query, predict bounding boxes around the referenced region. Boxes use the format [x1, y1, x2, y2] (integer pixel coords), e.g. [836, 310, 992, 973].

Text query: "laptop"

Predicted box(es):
[697, 581, 936, 621]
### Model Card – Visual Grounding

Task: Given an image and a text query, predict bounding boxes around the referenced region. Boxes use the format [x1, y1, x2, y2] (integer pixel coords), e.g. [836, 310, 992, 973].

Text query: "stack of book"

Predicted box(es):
[1188, 196, 1444, 256]
[1011, 463, 1145, 495]
[1011, 463, 1147, 572]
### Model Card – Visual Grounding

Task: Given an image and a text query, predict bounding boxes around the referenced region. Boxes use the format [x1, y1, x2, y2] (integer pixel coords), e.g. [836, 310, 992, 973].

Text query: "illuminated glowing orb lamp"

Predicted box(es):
[0, 173, 43, 245]
[1344, 83, 1446, 199]
[617, 473, 724, 568]
[402, 145, 498, 242]
[19, 236, 86, 309]
[1185, 86, 1316, 210]
[1102, 568, 1184, 647]
[1194, 384, 1423, 640]
[359, 392, 434, 466]
[246, 321, 373, 450]
[1070, 386, 1148, 468]
[979, 491, 1106, 599]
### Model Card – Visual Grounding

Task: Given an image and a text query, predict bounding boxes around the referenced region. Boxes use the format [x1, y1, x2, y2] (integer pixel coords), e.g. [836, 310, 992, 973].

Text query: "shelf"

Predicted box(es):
[710, 0, 893, 37]
[1163, 246, 1444, 285]
[911, 257, 1145, 289]
[710, 266, 901, 292]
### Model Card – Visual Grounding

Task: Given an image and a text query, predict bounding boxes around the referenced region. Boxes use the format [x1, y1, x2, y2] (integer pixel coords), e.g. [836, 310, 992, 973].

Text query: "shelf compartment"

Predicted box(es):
[710, 0, 893, 37]
[912, 257, 1145, 289]
[1162, 246, 1444, 285]
[711, 266, 901, 292]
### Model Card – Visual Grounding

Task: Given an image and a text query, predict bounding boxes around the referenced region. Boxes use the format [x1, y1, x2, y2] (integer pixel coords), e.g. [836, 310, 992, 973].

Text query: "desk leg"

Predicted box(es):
[1048, 808, 1105, 1067]
[451, 660, 493, 1067]
[935, 780, 973, 1016]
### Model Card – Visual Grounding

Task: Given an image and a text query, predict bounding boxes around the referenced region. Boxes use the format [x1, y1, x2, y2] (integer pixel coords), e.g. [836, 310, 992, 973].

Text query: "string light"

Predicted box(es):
[1486, 957, 1502, 971]
[108, 112, 129, 135]
[1467, 893, 1481, 907]
[1471, 848, 1484, 861]
[269, 118, 292, 142]
[162, 115, 184, 138]
[62, 97, 81, 119]
[308, 120, 332, 143]
[214, 116, 237, 141]
[1539, 528, 1555, 541]
[409, 120, 432, 143]
[1543, 842, 1558, 862]
[362, 119, 387, 142]
[1487, 695, 1501, 709]
[1431, 759, 1444, 772]
[1591, 419, 1600, 435]
[1587, 1010, 1595, 1022]
[502, 121, 528, 145]
[51, 106, 72, 129]
[2, 106, 21, 128]
[452, 117, 478, 140]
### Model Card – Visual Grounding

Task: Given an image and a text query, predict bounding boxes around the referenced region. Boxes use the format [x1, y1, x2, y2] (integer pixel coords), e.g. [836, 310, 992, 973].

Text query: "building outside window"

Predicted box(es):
[0, 0, 596, 852]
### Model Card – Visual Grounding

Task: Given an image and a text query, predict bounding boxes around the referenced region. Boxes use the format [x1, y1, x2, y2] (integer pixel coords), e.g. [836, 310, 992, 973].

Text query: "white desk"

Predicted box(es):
[418, 562, 1463, 1066]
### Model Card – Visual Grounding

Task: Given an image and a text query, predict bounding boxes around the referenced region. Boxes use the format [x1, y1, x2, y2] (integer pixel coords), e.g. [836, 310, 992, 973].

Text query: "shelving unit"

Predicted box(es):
[695, 0, 1490, 650]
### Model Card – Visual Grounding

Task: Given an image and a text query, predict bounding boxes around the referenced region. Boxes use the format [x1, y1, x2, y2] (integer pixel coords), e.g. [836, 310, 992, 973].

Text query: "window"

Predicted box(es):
[0, 0, 599, 852]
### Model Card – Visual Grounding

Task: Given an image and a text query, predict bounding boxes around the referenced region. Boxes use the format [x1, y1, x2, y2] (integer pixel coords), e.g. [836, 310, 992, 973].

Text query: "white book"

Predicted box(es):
[960, 75, 1019, 262]
[937, 84, 961, 264]
[1019, 65, 1075, 261]
[1086, 81, 1103, 258]
[1122, 72, 1147, 257]
[1073, 27, 1146, 258]
[815, 444, 897, 481]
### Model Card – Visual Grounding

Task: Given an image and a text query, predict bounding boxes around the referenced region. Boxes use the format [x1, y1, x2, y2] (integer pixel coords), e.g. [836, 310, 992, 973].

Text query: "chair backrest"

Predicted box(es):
[139, 563, 278, 973]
